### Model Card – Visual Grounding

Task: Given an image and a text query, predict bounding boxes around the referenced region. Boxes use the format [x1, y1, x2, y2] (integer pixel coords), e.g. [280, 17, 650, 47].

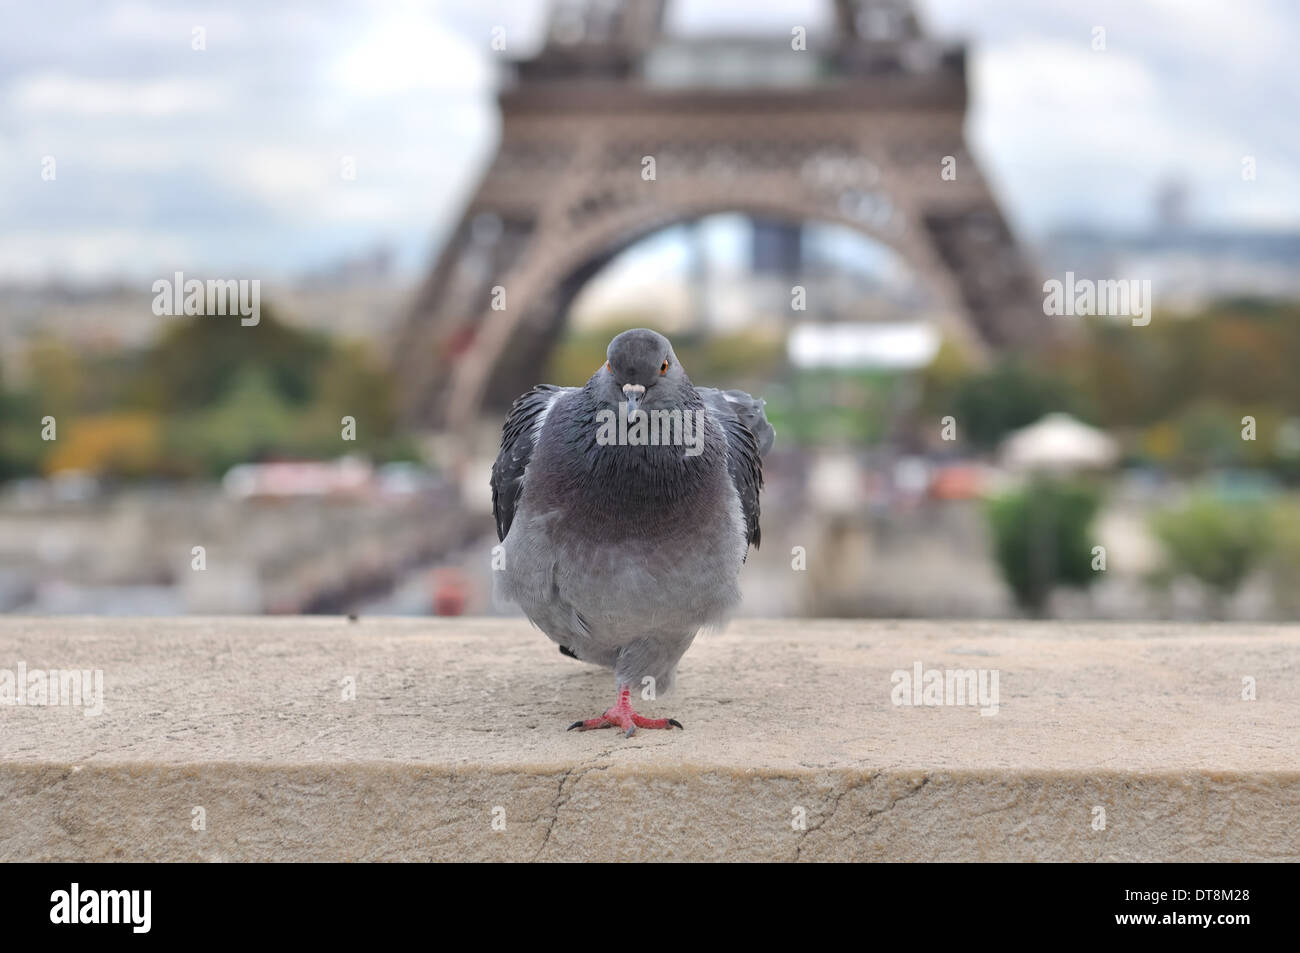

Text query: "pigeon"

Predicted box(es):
[491, 327, 774, 736]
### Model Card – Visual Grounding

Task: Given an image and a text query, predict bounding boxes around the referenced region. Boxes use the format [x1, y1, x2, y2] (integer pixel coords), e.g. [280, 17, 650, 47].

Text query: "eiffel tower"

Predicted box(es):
[395, 0, 1049, 431]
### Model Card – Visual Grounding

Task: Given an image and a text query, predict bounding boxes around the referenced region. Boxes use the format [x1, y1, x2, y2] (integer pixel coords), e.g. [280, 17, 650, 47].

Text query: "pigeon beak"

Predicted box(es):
[622, 383, 645, 415]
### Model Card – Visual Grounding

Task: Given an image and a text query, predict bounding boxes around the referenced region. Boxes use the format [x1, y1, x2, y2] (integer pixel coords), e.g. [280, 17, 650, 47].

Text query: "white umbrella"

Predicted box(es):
[1000, 413, 1119, 473]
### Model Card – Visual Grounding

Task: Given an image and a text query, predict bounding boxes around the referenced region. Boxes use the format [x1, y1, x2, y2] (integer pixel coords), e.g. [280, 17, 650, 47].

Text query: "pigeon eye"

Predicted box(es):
[660, 359, 669, 375]
[606, 362, 612, 373]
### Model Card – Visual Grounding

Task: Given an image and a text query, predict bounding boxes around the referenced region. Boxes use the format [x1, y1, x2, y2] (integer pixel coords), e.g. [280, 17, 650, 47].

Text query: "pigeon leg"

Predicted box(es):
[567, 685, 684, 738]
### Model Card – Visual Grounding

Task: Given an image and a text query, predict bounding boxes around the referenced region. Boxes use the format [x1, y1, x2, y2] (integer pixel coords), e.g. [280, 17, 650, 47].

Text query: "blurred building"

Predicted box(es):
[1041, 227, 1300, 314]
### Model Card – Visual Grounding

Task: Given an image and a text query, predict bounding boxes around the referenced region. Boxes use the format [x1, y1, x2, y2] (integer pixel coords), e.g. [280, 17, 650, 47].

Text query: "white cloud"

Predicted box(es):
[0, 229, 199, 282]
[10, 73, 228, 117]
[103, 2, 250, 45]
[226, 146, 335, 206]
[930, 1, 1300, 232]
[0, 0, 1294, 283]
[331, 9, 491, 97]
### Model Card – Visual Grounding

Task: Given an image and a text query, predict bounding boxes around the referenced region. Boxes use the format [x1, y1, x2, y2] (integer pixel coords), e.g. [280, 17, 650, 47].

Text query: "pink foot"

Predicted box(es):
[567, 686, 683, 737]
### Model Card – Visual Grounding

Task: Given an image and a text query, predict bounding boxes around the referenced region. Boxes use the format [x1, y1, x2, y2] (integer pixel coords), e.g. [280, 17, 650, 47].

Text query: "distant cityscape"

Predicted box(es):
[6, 210, 1299, 383]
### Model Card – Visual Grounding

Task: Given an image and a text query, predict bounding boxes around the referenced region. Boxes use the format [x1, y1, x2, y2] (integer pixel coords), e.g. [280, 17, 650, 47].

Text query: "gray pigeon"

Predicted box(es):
[491, 328, 774, 736]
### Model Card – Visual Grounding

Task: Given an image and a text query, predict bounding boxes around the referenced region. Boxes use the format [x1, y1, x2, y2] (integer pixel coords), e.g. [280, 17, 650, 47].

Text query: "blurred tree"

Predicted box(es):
[1266, 501, 1300, 617]
[769, 369, 893, 447]
[951, 360, 1078, 450]
[0, 369, 45, 480]
[311, 341, 398, 441]
[985, 479, 1101, 615]
[1072, 300, 1300, 433]
[45, 413, 162, 479]
[132, 307, 331, 411]
[1150, 495, 1272, 616]
[916, 337, 971, 421]
[164, 368, 302, 476]
[2, 303, 419, 483]
[24, 338, 83, 419]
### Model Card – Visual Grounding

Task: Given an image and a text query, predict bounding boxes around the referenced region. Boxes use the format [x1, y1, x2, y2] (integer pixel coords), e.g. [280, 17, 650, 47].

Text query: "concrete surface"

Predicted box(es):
[1, 617, 1297, 861]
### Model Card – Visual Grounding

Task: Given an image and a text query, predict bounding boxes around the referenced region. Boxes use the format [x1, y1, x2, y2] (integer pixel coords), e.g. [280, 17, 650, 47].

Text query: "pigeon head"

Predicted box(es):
[600, 328, 690, 413]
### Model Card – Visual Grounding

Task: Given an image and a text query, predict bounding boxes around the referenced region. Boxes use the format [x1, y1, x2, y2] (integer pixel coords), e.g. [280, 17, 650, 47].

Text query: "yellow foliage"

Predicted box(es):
[45, 414, 162, 477]
[1141, 421, 1179, 462]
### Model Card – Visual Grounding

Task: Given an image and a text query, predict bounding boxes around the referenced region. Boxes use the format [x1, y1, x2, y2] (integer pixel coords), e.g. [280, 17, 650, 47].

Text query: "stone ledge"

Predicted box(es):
[1, 617, 1297, 861]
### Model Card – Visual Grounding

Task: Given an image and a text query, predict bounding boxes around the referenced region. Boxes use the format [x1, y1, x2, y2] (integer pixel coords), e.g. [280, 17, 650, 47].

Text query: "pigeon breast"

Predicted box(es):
[494, 385, 747, 650]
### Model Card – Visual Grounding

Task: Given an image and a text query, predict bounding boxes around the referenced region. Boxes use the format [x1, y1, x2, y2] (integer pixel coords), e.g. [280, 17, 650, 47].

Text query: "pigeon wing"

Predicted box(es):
[490, 384, 564, 542]
[699, 387, 772, 551]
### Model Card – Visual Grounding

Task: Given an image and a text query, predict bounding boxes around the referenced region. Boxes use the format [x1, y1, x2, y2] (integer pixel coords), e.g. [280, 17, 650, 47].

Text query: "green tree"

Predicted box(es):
[133, 307, 331, 412]
[0, 371, 45, 480]
[952, 360, 1077, 450]
[986, 479, 1102, 615]
[165, 368, 301, 476]
[1150, 495, 1272, 615]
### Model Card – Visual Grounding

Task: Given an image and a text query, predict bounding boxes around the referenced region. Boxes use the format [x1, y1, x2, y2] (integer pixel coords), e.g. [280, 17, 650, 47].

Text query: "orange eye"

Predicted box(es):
[606, 361, 612, 373]
[660, 360, 669, 375]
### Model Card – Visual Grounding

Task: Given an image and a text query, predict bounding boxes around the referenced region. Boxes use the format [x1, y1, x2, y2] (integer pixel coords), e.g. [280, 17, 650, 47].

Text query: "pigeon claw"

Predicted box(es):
[566, 690, 683, 737]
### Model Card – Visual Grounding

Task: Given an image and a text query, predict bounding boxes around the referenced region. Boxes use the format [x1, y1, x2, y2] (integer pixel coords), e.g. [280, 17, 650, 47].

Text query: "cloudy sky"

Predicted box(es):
[3, 0, 1297, 283]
